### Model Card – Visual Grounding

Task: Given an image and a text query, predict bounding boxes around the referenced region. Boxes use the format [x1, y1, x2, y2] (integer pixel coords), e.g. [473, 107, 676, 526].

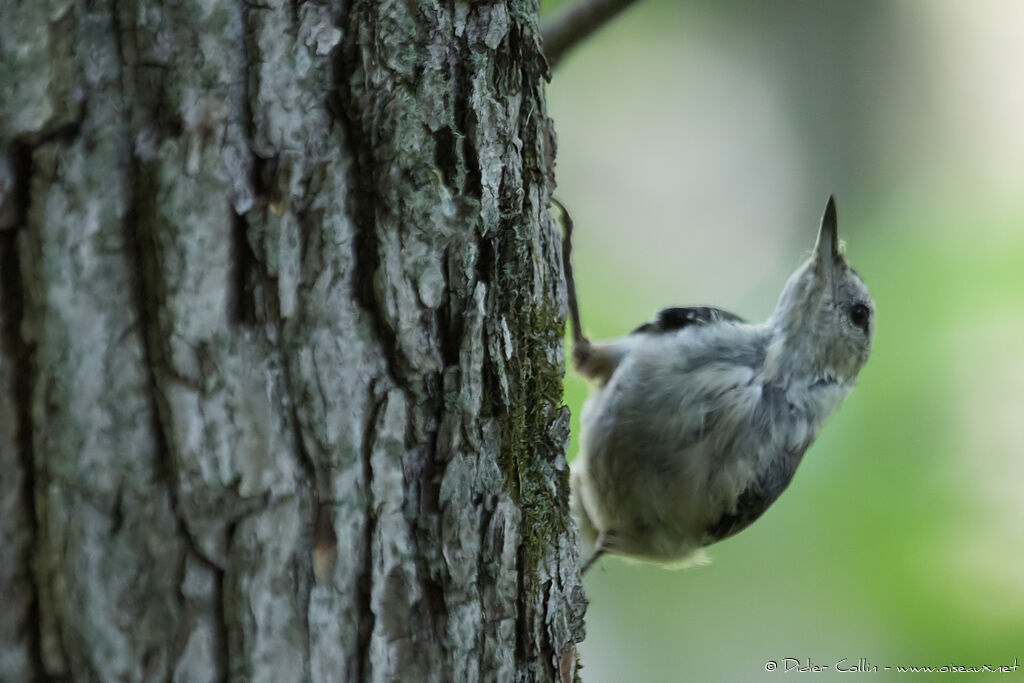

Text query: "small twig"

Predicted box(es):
[543, 0, 640, 69]
[579, 547, 605, 575]
[552, 198, 596, 376]
[551, 199, 584, 347]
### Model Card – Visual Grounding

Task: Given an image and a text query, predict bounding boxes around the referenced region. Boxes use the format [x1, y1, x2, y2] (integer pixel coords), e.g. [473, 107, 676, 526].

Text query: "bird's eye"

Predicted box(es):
[849, 303, 870, 330]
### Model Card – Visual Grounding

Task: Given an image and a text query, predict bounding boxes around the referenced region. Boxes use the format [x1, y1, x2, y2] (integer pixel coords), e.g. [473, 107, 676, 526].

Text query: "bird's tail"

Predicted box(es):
[571, 465, 609, 573]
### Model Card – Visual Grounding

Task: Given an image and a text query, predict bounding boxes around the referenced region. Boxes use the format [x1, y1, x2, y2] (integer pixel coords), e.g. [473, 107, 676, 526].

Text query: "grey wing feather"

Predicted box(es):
[703, 439, 811, 543]
[631, 306, 745, 335]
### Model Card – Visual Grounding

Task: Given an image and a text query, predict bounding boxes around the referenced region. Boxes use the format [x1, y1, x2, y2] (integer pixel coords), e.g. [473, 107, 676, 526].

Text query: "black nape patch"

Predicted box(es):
[632, 306, 745, 335]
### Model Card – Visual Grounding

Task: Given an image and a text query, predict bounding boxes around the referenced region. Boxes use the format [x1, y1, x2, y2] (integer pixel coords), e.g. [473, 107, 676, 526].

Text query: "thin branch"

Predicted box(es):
[542, 0, 640, 69]
[551, 199, 584, 347]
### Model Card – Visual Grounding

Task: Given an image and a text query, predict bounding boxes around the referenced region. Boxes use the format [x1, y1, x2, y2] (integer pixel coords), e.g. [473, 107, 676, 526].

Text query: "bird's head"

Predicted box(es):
[770, 196, 874, 384]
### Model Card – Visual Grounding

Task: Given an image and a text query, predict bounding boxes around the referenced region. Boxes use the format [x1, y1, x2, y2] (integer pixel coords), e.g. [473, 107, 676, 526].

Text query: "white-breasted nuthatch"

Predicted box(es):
[557, 197, 874, 573]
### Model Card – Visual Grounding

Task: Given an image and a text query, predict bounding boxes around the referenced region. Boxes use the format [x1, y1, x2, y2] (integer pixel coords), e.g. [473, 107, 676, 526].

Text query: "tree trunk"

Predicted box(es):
[0, 1, 586, 681]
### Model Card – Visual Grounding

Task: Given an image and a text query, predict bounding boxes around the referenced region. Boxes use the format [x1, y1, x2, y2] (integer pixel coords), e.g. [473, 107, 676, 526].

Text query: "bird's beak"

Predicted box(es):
[814, 195, 841, 281]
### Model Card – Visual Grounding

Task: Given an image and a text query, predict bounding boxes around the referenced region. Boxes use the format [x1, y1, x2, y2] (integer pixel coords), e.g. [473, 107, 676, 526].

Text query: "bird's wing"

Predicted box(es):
[703, 439, 810, 544]
[631, 306, 745, 335]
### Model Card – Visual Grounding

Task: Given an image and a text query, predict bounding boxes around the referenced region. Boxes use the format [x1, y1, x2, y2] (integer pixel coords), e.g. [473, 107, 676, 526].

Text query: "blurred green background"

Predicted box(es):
[542, 0, 1024, 680]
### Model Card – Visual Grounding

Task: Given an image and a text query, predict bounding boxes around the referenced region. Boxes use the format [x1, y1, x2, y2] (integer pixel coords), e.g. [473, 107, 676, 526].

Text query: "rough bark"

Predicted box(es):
[0, 0, 586, 681]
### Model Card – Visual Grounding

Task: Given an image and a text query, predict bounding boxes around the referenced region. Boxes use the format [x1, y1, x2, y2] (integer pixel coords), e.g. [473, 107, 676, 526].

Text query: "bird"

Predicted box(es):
[556, 197, 875, 573]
